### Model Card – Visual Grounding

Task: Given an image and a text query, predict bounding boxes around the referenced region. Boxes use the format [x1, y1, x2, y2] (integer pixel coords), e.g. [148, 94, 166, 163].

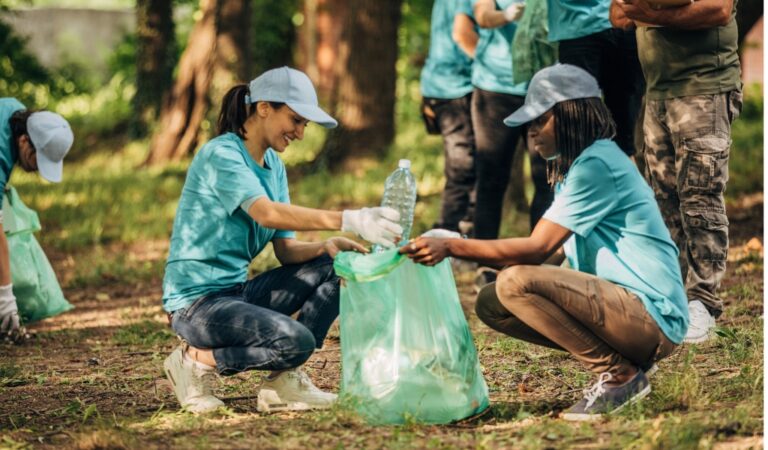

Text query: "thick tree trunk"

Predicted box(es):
[298, 0, 347, 105]
[146, 0, 217, 165]
[314, 0, 403, 172]
[212, 0, 251, 94]
[133, 0, 175, 137]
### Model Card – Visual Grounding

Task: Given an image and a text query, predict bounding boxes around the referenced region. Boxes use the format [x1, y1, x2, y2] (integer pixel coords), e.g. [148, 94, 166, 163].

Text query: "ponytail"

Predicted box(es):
[217, 85, 256, 138]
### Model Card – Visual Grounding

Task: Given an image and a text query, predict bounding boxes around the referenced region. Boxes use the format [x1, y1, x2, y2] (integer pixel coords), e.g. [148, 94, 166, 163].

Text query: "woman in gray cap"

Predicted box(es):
[161, 67, 403, 414]
[0, 98, 74, 342]
[401, 64, 688, 420]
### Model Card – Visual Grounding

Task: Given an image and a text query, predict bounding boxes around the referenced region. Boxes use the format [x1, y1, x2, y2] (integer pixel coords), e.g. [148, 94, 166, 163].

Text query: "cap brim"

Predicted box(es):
[503, 102, 552, 128]
[287, 103, 338, 129]
[36, 152, 62, 183]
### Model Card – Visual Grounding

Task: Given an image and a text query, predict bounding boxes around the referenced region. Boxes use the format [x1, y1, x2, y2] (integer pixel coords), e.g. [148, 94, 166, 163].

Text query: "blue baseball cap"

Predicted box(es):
[503, 64, 603, 127]
[246, 67, 338, 129]
[27, 111, 74, 183]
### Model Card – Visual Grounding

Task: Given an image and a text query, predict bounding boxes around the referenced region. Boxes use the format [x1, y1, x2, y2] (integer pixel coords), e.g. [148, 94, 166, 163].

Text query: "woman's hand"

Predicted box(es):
[399, 237, 451, 266]
[323, 237, 368, 258]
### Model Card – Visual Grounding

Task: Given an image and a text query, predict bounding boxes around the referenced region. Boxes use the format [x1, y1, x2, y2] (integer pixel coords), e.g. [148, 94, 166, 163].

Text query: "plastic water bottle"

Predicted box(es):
[373, 159, 417, 253]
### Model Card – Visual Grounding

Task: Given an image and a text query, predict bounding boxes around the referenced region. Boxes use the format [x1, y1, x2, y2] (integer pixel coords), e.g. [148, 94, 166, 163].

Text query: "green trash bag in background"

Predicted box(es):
[511, 0, 558, 84]
[3, 186, 73, 323]
[334, 248, 489, 424]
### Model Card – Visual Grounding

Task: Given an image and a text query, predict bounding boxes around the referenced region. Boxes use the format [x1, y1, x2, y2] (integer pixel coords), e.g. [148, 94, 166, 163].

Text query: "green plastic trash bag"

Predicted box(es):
[3, 186, 72, 323]
[334, 248, 489, 424]
[512, 0, 558, 84]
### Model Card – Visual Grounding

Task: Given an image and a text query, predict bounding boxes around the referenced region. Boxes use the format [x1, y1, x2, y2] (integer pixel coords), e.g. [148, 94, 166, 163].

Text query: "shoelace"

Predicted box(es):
[289, 369, 319, 391]
[583, 372, 613, 409]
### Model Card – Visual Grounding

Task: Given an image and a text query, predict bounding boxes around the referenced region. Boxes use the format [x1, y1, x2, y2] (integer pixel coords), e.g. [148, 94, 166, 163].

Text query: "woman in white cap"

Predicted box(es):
[0, 98, 74, 342]
[161, 67, 402, 414]
[401, 64, 688, 420]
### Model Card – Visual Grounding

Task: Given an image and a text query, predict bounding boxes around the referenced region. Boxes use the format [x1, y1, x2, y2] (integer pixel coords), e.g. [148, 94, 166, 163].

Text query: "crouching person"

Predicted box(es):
[401, 64, 688, 420]
[162, 67, 402, 414]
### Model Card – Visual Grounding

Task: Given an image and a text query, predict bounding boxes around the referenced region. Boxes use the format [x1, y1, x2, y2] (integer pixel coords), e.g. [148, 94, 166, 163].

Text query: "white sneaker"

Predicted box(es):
[683, 300, 716, 344]
[163, 345, 224, 413]
[257, 368, 337, 412]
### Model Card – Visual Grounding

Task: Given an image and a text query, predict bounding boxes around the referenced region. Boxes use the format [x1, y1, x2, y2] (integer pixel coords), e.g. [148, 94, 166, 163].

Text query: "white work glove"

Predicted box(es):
[342, 207, 403, 248]
[421, 228, 462, 239]
[503, 2, 525, 22]
[0, 284, 20, 336]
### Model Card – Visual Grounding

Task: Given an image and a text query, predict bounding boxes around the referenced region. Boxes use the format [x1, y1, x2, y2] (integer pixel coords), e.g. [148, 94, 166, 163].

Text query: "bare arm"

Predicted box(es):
[616, 0, 733, 29]
[401, 219, 572, 267]
[453, 13, 478, 58]
[610, 0, 636, 30]
[273, 237, 367, 265]
[248, 197, 342, 231]
[473, 0, 509, 28]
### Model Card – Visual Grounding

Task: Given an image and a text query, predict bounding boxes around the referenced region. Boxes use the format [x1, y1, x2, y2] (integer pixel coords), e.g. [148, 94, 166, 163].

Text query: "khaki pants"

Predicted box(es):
[475, 265, 677, 377]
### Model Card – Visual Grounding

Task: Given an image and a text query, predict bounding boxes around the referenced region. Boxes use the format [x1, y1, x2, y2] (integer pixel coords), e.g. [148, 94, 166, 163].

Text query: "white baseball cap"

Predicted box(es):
[246, 67, 338, 129]
[504, 64, 603, 128]
[27, 111, 74, 183]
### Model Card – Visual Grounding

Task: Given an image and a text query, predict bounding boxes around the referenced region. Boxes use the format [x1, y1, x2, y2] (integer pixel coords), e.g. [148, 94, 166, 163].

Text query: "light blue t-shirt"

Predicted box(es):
[0, 98, 24, 202]
[420, 0, 475, 99]
[546, 0, 611, 42]
[471, 0, 528, 95]
[543, 140, 688, 344]
[162, 132, 296, 312]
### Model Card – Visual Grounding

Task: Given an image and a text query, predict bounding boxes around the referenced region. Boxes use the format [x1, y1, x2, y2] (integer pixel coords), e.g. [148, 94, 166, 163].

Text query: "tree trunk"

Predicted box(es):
[298, 0, 347, 105]
[146, 0, 217, 165]
[133, 0, 175, 137]
[213, 0, 250, 86]
[314, 0, 403, 172]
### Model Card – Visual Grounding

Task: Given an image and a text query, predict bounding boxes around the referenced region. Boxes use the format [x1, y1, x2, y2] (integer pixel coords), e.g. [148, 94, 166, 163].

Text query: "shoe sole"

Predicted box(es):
[683, 331, 713, 344]
[562, 384, 652, 422]
[256, 389, 334, 413]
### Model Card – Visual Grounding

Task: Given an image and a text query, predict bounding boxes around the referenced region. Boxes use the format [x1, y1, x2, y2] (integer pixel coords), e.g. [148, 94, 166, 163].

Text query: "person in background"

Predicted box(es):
[547, 0, 645, 157]
[471, 0, 552, 287]
[420, 0, 478, 236]
[161, 67, 402, 414]
[401, 64, 688, 420]
[0, 98, 74, 342]
[612, 0, 741, 343]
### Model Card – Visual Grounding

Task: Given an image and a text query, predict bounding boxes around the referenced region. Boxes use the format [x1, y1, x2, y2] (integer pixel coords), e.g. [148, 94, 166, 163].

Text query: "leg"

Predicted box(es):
[433, 94, 476, 231]
[667, 92, 741, 317]
[494, 265, 675, 379]
[471, 88, 526, 239]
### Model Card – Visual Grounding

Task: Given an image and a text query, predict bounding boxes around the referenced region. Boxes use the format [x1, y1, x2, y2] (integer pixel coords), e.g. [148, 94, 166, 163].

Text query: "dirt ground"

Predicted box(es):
[0, 196, 763, 449]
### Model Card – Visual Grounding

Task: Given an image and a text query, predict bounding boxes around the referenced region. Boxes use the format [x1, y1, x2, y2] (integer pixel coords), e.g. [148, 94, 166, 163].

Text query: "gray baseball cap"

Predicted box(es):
[27, 111, 74, 183]
[504, 63, 602, 127]
[246, 66, 338, 129]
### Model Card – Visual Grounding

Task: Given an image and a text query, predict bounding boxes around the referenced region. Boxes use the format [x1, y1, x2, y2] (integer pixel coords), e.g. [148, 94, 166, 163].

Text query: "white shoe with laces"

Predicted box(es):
[163, 345, 224, 414]
[257, 368, 337, 412]
[683, 300, 716, 344]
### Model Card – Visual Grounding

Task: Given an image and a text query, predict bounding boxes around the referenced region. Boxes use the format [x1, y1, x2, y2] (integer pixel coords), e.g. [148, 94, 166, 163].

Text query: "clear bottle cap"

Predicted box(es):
[398, 159, 411, 169]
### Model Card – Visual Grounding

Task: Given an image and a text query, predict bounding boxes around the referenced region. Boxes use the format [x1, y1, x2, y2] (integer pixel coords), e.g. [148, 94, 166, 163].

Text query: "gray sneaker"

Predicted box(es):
[163, 345, 224, 414]
[562, 371, 650, 421]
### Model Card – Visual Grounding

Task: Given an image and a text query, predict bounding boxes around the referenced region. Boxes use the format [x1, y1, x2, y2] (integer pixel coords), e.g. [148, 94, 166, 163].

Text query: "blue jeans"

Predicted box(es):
[170, 255, 340, 375]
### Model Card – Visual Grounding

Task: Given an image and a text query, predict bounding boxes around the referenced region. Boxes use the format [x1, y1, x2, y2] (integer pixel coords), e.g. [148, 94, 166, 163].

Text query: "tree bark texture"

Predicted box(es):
[315, 0, 403, 172]
[134, 0, 175, 137]
[146, 0, 217, 165]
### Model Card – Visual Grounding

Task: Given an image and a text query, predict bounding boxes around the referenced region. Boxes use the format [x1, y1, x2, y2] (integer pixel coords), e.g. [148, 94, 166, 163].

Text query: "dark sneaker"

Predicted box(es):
[474, 267, 498, 292]
[562, 371, 650, 421]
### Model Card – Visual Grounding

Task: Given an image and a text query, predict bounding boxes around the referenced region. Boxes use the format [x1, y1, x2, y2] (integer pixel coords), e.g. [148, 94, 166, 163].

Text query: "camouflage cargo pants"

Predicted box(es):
[643, 91, 742, 317]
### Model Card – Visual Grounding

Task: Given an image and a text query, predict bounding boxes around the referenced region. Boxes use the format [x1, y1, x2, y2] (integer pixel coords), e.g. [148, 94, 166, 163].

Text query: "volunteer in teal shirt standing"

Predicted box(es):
[471, 0, 551, 248]
[401, 65, 687, 420]
[546, 0, 644, 156]
[420, 0, 477, 233]
[0, 98, 73, 342]
[162, 67, 403, 414]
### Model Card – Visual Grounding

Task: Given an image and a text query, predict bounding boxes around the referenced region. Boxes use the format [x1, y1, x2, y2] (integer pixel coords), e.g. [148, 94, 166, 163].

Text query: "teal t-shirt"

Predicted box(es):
[471, 0, 528, 95]
[0, 98, 24, 202]
[420, 0, 475, 99]
[162, 133, 296, 312]
[546, 0, 611, 42]
[542, 140, 688, 344]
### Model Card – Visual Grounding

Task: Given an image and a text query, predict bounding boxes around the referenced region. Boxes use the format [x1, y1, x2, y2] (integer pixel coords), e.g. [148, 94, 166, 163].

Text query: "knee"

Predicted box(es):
[278, 325, 316, 368]
[494, 265, 535, 303]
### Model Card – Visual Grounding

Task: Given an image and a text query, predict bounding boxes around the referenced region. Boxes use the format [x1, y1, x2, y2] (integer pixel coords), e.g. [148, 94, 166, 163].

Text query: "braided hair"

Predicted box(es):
[547, 98, 617, 185]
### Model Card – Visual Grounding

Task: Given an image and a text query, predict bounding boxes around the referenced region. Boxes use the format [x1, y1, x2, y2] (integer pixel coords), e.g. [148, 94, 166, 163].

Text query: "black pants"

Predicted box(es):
[425, 94, 476, 232]
[558, 28, 645, 156]
[471, 88, 552, 238]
